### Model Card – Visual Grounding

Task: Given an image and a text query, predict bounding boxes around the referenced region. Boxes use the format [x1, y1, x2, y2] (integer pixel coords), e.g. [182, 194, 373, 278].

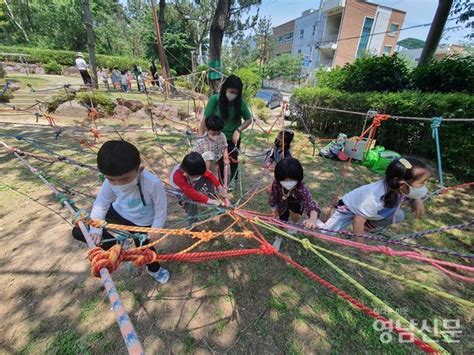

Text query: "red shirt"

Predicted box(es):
[172, 167, 221, 203]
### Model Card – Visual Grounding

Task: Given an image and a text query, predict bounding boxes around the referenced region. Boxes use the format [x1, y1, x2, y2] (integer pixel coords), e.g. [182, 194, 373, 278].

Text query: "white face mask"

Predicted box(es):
[404, 184, 428, 199]
[280, 180, 298, 190]
[226, 92, 238, 102]
[111, 176, 138, 193]
[189, 176, 201, 182]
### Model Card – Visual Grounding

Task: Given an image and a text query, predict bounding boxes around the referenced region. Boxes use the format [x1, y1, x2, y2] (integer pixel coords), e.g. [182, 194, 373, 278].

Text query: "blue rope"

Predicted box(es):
[431, 117, 444, 187]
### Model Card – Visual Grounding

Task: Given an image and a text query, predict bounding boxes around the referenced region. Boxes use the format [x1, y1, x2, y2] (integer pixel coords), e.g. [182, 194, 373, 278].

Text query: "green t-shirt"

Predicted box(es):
[204, 94, 252, 141]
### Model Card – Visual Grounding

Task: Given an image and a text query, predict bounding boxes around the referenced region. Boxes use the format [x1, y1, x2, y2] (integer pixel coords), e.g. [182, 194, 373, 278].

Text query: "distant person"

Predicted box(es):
[264, 130, 294, 170]
[132, 64, 143, 92]
[120, 70, 129, 92]
[150, 61, 158, 86]
[111, 67, 121, 91]
[75, 52, 92, 86]
[126, 70, 133, 92]
[97, 67, 109, 90]
[157, 74, 164, 92]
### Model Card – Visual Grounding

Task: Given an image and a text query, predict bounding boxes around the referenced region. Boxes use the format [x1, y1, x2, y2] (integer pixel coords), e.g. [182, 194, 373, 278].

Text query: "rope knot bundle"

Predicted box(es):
[88, 244, 124, 277]
[71, 209, 90, 225]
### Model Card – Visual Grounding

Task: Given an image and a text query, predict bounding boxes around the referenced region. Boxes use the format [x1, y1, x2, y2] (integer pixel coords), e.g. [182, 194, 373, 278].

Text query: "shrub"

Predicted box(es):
[412, 55, 474, 93]
[315, 66, 346, 89]
[0, 46, 148, 71]
[234, 67, 261, 101]
[76, 92, 116, 114]
[175, 76, 192, 90]
[255, 108, 269, 123]
[340, 54, 411, 92]
[0, 65, 4, 78]
[45, 92, 76, 112]
[249, 98, 266, 110]
[291, 87, 474, 180]
[43, 60, 63, 75]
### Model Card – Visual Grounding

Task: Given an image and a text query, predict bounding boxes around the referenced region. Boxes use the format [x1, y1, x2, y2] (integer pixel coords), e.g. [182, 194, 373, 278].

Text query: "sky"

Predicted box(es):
[250, 0, 472, 45]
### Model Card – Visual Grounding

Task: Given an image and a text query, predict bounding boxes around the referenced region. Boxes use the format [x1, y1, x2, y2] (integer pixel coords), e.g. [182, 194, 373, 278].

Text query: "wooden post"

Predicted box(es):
[81, 0, 98, 89]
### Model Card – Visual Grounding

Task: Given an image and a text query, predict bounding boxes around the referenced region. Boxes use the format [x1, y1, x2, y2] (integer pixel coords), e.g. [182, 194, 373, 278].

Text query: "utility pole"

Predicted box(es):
[150, 0, 177, 96]
[418, 0, 454, 66]
[81, 0, 98, 89]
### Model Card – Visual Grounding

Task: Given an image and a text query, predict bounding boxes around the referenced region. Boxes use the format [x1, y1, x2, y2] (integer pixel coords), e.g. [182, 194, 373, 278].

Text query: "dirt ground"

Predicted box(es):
[0, 74, 473, 354]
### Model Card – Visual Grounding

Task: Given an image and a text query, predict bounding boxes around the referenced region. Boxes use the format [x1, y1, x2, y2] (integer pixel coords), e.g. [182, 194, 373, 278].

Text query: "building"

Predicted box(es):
[272, 0, 406, 73]
[398, 44, 469, 66]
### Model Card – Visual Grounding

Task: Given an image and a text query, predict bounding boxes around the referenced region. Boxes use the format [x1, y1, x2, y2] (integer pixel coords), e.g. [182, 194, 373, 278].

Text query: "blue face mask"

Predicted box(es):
[405, 184, 428, 199]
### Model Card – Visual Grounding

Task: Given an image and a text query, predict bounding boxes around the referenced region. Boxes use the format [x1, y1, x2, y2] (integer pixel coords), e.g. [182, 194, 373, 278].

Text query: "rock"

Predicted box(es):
[55, 100, 88, 117]
[129, 108, 151, 120]
[33, 66, 45, 75]
[113, 105, 132, 118]
[116, 98, 143, 112]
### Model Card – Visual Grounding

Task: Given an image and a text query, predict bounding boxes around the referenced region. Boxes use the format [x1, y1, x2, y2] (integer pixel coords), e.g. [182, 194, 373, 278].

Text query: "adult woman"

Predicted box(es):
[202, 75, 253, 190]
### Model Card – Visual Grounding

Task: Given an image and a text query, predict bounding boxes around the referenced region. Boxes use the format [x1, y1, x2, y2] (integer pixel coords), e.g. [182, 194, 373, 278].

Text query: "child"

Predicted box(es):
[264, 130, 294, 169]
[322, 157, 430, 238]
[171, 152, 232, 223]
[120, 70, 128, 92]
[71, 140, 170, 284]
[193, 115, 229, 181]
[97, 67, 109, 91]
[111, 67, 121, 91]
[269, 158, 321, 249]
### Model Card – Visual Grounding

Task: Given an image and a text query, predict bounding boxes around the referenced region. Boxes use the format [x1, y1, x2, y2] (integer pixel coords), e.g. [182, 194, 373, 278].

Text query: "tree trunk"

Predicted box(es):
[418, 0, 454, 66]
[153, 0, 177, 95]
[208, 0, 231, 93]
[82, 0, 98, 89]
[3, 0, 29, 42]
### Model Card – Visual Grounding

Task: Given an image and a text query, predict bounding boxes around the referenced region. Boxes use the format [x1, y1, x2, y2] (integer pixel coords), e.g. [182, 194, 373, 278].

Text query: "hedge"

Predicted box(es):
[0, 46, 149, 70]
[291, 87, 474, 181]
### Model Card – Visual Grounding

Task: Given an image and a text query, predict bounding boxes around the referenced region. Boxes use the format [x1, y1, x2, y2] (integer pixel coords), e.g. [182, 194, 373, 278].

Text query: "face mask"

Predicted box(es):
[280, 180, 298, 190]
[189, 176, 201, 182]
[111, 176, 138, 193]
[404, 184, 428, 199]
[226, 92, 238, 102]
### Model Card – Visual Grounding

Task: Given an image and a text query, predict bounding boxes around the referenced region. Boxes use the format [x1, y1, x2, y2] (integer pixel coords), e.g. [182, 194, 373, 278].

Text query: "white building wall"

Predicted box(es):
[367, 6, 392, 55]
[292, 10, 325, 73]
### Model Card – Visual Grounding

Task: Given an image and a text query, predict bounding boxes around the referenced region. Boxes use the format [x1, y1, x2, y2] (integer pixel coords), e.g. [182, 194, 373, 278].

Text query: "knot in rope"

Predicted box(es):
[242, 230, 253, 238]
[301, 238, 313, 250]
[197, 230, 214, 242]
[372, 114, 390, 128]
[56, 193, 75, 207]
[130, 248, 157, 267]
[431, 116, 443, 138]
[88, 244, 124, 277]
[89, 219, 108, 229]
[72, 209, 89, 225]
[259, 242, 276, 255]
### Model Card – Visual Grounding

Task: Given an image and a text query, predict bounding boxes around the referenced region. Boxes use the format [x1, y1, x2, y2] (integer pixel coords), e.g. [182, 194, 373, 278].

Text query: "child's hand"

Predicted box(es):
[148, 232, 161, 242]
[208, 199, 223, 207]
[302, 219, 317, 229]
[411, 199, 425, 219]
[89, 233, 102, 246]
[218, 190, 233, 200]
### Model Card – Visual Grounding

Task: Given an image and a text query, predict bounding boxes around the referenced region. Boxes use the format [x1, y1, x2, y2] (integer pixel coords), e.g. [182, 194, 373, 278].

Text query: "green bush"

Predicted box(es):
[340, 54, 411, 92]
[291, 87, 474, 180]
[315, 66, 346, 89]
[0, 65, 4, 78]
[175, 75, 192, 90]
[0, 46, 147, 70]
[234, 67, 260, 100]
[76, 92, 116, 114]
[43, 60, 63, 75]
[45, 92, 76, 112]
[412, 56, 474, 93]
[249, 97, 266, 110]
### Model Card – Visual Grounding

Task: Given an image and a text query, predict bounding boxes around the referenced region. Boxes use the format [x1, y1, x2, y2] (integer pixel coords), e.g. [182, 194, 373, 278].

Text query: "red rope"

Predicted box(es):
[274, 251, 439, 353]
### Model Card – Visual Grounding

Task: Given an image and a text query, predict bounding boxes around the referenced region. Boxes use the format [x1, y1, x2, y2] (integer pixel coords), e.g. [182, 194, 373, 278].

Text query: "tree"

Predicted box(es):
[254, 16, 274, 81]
[208, 0, 260, 92]
[451, 0, 473, 38]
[419, 0, 454, 66]
[266, 53, 303, 81]
[397, 38, 426, 50]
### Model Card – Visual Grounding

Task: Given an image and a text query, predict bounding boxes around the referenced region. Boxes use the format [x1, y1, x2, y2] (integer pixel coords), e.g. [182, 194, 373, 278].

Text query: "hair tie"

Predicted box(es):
[399, 158, 412, 170]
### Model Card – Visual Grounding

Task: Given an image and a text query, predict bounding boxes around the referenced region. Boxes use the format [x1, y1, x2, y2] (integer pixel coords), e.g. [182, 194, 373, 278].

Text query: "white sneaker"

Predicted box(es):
[147, 267, 170, 284]
[272, 237, 283, 251]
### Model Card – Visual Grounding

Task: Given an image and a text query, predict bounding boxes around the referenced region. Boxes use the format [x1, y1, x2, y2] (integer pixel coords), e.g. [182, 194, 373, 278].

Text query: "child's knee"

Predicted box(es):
[71, 226, 85, 242]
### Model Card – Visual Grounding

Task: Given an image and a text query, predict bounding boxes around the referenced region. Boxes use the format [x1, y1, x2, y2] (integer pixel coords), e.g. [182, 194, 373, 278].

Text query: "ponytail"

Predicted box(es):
[383, 157, 431, 208]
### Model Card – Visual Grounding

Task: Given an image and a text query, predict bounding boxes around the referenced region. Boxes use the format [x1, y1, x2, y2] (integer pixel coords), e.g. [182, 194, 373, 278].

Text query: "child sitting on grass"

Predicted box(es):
[264, 130, 294, 170]
[193, 115, 229, 181]
[71, 140, 170, 284]
[322, 157, 431, 241]
[171, 152, 232, 224]
[269, 157, 321, 249]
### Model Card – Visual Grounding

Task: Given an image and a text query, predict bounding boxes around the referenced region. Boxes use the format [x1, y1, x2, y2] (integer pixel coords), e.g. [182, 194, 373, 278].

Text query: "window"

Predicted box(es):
[300, 29, 304, 38]
[357, 17, 374, 58]
[277, 36, 284, 44]
[383, 45, 392, 55]
[389, 23, 399, 37]
[284, 32, 293, 43]
[298, 49, 302, 54]
[312, 24, 317, 36]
